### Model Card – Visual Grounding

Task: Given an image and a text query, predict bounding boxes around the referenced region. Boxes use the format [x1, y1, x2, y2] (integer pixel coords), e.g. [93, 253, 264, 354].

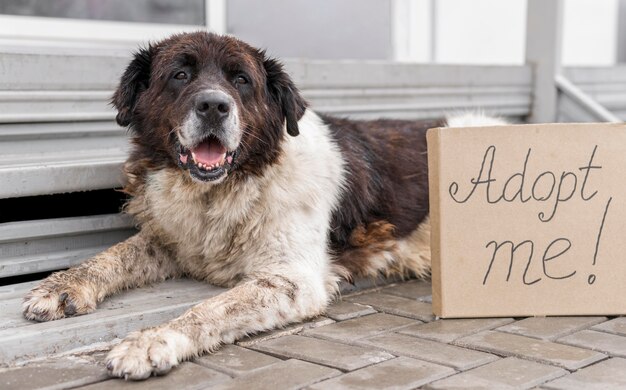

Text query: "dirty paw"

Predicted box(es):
[22, 277, 96, 322]
[106, 328, 189, 380]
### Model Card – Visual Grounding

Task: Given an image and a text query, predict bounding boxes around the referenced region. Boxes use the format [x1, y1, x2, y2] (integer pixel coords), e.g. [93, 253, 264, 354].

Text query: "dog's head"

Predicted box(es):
[112, 32, 307, 184]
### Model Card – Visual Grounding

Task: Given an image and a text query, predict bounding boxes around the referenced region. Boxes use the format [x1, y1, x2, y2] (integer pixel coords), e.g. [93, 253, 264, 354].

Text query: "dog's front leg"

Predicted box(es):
[23, 232, 181, 321]
[106, 270, 330, 380]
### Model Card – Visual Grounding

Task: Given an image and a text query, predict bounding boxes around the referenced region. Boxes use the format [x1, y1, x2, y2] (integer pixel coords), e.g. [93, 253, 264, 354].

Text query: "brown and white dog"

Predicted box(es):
[22, 32, 505, 379]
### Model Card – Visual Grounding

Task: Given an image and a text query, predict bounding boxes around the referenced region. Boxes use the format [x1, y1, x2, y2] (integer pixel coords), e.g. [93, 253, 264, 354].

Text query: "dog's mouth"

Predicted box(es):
[178, 135, 237, 182]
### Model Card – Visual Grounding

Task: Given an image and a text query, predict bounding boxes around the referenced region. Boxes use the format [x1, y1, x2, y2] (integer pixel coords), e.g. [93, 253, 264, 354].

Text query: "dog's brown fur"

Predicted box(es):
[324, 116, 442, 279]
[21, 32, 465, 380]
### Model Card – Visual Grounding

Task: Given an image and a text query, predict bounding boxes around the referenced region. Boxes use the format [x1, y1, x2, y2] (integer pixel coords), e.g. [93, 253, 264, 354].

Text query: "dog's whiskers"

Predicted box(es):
[242, 128, 270, 147]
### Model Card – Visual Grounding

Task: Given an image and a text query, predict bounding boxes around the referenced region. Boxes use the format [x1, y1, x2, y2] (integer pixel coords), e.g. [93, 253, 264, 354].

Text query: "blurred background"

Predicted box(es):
[0, 0, 621, 65]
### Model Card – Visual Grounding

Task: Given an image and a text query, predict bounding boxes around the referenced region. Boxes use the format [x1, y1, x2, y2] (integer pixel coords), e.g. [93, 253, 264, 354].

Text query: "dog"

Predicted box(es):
[22, 32, 505, 380]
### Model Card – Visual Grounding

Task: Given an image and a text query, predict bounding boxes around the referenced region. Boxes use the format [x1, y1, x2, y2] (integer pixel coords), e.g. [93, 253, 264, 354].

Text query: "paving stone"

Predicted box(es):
[236, 316, 334, 347]
[425, 357, 567, 390]
[325, 301, 377, 321]
[211, 359, 340, 390]
[194, 344, 281, 376]
[399, 318, 514, 343]
[542, 358, 626, 389]
[346, 292, 434, 322]
[251, 335, 393, 371]
[380, 280, 433, 300]
[10, 277, 623, 390]
[592, 317, 626, 336]
[339, 276, 403, 295]
[307, 357, 454, 390]
[75, 350, 109, 366]
[455, 331, 605, 370]
[78, 362, 229, 390]
[358, 332, 497, 370]
[0, 358, 108, 390]
[303, 313, 416, 343]
[558, 330, 626, 357]
[497, 317, 607, 341]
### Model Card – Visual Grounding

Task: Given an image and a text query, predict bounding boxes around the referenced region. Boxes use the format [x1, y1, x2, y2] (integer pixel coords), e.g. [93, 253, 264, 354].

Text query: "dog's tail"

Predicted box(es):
[445, 111, 510, 128]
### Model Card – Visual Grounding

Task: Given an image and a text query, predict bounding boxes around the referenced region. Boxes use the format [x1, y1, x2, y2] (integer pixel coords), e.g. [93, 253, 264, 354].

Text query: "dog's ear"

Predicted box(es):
[112, 45, 155, 127]
[264, 57, 307, 137]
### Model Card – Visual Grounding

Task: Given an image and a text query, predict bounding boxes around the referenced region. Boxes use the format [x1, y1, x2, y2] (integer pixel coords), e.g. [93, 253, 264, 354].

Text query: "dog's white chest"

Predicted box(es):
[140, 111, 346, 286]
[144, 170, 268, 285]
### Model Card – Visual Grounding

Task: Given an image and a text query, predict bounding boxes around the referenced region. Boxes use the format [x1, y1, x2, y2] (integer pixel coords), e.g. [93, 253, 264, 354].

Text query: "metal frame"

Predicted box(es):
[206, 0, 227, 35]
[525, 0, 564, 123]
[392, 0, 434, 62]
[525, 0, 621, 123]
[556, 75, 621, 122]
[392, 0, 621, 124]
[618, 0, 626, 62]
[560, 65, 626, 121]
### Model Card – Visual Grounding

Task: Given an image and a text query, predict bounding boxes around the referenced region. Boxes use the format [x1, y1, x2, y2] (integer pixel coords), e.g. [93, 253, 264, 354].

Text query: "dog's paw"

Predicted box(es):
[106, 328, 191, 380]
[22, 277, 96, 322]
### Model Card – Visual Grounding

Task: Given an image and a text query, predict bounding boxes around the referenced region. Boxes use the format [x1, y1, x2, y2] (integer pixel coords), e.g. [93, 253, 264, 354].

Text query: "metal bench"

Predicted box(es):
[0, 49, 533, 283]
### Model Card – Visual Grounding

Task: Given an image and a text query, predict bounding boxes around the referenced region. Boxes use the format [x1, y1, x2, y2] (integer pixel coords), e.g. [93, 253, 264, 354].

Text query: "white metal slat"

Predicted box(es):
[0, 53, 535, 122]
[0, 121, 124, 139]
[0, 91, 114, 123]
[0, 152, 128, 199]
[0, 279, 226, 365]
[0, 214, 136, 278]
[0, 51, 125, 91]
[0, 121, 127, 198]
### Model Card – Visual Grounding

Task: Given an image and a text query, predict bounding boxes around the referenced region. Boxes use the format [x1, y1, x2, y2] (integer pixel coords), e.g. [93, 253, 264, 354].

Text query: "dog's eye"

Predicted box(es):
[234, 75, 248, 86]
[173, 71, 188, 80]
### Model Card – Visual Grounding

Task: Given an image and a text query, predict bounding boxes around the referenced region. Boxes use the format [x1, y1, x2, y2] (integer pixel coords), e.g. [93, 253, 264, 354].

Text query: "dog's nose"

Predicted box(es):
[195, 91, 231, 122]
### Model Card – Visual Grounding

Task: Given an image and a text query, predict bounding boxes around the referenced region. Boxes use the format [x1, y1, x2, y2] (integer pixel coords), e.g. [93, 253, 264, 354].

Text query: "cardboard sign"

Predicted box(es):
[427, 123, 626, 318]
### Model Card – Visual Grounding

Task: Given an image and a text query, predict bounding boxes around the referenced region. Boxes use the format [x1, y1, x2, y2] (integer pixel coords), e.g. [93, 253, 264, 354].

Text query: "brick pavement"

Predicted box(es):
[3, 279, 626, 389]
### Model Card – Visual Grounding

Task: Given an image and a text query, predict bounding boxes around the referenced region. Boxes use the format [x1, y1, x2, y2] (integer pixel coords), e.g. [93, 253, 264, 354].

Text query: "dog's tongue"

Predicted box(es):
[191, 139, 226, 165]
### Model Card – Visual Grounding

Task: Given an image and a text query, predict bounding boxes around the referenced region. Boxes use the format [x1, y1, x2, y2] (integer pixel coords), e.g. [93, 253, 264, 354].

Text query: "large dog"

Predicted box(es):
[22, 32, 503, 379]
